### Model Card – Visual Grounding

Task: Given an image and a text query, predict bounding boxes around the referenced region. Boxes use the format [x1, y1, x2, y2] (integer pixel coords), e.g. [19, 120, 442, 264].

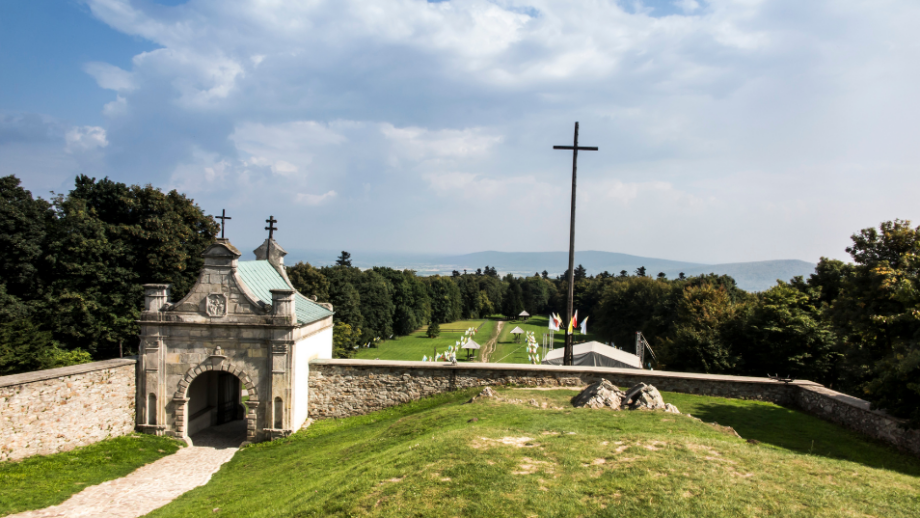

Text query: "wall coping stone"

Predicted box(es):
[310, 359, 824, 387]
[0, 358, 137, 388]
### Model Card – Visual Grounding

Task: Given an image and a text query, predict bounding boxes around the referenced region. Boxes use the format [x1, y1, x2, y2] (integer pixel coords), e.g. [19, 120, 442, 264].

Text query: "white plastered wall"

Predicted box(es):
[291, 325, 333, 430]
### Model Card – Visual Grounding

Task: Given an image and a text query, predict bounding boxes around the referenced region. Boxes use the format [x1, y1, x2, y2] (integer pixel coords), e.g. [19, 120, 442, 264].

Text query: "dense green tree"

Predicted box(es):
[355, 270, 394, 343]
[287, 262, 330, 302]
[459, 275, 482, 319]
[660, 283, 738, 373]
[825, 220, 920, 423]
[336, 251, 352, 267]
[0, 319, 92, 375]
[332, 322, 358, 358]
[373, 267, 430, 336]
[521, 276, 550, 315]
[595, 276, 672, 349]
[427, 321, 441, 338]
[41, 176, 217, 357]
[503, 278, 524, 318]
[731, 282, 840, 383]
[619, 270, 628, 278]
[324, 267, 364, 333]
[0, 176, 54, 302]
[657, 272, 667, 280]
[425, 276, 461, 324]
[635, 266, 647, 277]
[574, 264, 588, 281]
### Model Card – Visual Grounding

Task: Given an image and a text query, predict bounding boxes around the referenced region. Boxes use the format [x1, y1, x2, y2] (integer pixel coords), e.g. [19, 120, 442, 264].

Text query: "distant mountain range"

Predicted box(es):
[281, 249, 817, 292]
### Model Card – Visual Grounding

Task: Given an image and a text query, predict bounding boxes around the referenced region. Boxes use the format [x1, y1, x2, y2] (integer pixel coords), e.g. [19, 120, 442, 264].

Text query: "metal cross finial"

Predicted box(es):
[265, 215, 278, 240]
[215, 209, 232, 239]
[554, 122, 598, 366]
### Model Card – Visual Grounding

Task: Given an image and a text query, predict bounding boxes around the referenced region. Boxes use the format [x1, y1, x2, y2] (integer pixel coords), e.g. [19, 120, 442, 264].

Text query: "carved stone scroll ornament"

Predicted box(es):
[206, 293, 227, 317]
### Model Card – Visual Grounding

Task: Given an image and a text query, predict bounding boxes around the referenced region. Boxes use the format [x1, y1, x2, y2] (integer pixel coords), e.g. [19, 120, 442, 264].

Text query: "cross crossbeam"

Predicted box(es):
[554, 122, 598, 366]
[265, 215, 278, 240]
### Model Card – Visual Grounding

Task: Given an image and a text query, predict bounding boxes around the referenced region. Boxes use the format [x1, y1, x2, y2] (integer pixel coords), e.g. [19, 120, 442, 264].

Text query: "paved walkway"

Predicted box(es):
[10, 421, 246, 518]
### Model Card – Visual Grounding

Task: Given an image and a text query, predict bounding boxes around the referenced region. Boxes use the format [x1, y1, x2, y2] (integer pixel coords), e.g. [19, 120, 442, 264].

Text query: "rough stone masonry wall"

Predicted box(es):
[0, 359, 137, 462]
[308, 359, 920, 458]
[307, 360, 801, 417]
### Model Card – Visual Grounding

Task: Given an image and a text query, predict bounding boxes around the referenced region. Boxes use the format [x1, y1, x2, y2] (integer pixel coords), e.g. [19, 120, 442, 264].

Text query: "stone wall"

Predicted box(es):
[307, 360, 806, 418]
[308, 359, 920, 458]
[0, 359, 137, 462]
[794, 384, 920, 458]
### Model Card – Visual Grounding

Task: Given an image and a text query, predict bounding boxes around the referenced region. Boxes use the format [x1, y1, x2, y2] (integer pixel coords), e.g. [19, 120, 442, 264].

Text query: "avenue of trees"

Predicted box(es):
[1, 174, 918, 425]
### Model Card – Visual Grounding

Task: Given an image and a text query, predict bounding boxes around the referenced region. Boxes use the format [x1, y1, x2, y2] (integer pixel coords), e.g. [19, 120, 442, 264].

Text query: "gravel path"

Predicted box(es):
[9, 421, 246, 518]
[481, 321, 504, 362]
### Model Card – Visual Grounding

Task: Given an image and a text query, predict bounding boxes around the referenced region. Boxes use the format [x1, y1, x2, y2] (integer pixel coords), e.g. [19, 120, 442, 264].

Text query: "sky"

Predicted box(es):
[2, 0, 919, 264]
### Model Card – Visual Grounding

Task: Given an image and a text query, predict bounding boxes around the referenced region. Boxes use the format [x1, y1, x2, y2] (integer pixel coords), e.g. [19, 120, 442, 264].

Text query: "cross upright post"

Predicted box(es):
[215, 209, 231, 239]
[265, 216, 278, 240]
[554, 122, 598, 366]
[265, 215, 278, 260]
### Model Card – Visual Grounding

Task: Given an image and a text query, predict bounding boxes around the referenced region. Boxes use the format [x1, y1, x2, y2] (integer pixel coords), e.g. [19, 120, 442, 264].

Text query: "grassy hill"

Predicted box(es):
[148, 387, 920, 517]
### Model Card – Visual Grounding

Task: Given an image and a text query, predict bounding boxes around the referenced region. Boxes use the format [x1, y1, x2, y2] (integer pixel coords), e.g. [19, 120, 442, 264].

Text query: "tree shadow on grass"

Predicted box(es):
[669, 394, 920, 478]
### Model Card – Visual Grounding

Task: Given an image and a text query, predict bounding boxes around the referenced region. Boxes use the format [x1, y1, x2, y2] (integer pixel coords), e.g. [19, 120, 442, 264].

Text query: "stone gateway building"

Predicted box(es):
[136, 236, 333, 444]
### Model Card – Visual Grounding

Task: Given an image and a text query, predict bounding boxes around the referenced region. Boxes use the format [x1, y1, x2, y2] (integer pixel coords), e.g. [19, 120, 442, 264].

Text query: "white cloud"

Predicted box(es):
[64, 126, 108, 153]
[18, 0, 917, 261]
[83, 62, 136, 92]
[295, 190, 337, 205]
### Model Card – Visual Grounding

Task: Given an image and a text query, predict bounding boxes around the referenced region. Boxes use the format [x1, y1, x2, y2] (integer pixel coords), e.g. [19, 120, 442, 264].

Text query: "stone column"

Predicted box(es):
[138, 284, 170, 433]
[172, 397, 189, 438]
[245, 400, 260, 444]
[268, 289, 295, 438]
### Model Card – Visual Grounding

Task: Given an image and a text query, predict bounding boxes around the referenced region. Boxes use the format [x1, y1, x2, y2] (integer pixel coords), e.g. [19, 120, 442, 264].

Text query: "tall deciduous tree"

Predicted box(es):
[0, 176, 54, 305]
[42, 176, 217, 357]
[287, 262, 330, 302]
[827, 220, 920, 423]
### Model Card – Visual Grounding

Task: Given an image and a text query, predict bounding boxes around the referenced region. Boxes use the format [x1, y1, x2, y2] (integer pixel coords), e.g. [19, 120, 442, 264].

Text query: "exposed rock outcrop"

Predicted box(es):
[572, 380, 680, 414]
[624, 382, 668, 411]
[571, 379, 626, 409]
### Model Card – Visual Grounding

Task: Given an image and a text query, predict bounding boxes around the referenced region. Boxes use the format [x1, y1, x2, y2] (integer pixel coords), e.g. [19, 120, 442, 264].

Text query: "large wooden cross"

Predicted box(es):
[265, 215, 278, 240]
[215, 209, 231, 239]
[554, 122, 598, 366]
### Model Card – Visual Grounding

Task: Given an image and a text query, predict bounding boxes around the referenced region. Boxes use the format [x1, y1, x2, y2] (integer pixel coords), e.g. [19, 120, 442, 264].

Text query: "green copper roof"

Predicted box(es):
[237, 261, 333, 325]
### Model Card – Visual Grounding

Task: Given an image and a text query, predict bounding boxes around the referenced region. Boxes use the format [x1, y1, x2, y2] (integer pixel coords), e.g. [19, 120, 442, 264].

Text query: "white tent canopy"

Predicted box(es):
[542, 341, 643, 369]
[509, 327, 525, 334]
[519, 310, 530, 317]
[461, 339, 481, 349]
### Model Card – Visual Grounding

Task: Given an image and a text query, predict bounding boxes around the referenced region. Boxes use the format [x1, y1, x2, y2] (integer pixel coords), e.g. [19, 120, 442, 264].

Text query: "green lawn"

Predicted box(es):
[354, 320, 496, 362]
[491, 315, 604, 363]
[146, 387, 920, 518]
[0, 433, 182, 516]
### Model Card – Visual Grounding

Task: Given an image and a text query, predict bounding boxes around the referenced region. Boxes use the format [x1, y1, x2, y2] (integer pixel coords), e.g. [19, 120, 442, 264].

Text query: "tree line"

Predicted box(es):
[0, 175, 217, 374]
[1, 174, 917, 425]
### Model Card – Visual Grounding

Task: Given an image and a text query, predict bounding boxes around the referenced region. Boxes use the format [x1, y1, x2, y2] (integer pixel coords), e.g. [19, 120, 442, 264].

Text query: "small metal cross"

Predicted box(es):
[215, 209, 231, 239]
[265, 215, 278, 240]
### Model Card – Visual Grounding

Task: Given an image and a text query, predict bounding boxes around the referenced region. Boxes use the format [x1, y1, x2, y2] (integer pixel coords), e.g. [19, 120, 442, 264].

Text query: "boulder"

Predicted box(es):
[664, 403, 680, 414]
[624, 383, 667, 411]
[571, 379, 625, 409]
[465, 386, 497, 404]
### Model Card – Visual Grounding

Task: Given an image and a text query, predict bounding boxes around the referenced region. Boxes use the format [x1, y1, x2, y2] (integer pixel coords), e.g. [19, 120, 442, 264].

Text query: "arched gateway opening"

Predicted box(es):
[185, 370, 249, 446]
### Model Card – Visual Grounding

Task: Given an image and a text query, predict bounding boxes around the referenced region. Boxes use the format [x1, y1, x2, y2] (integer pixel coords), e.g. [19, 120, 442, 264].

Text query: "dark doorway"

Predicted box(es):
[187, 371, 245, 436]
[217, 372, 241, 425]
